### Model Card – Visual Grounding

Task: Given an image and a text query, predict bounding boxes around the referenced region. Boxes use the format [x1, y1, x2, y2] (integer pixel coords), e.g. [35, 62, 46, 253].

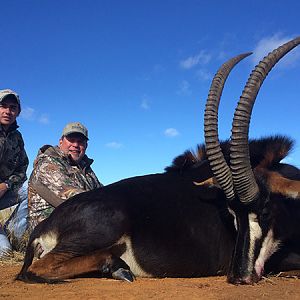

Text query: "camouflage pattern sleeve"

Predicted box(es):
[31, 155, 86, 201]
[6, 133, 29, 193]
[28, 146, 102, 229]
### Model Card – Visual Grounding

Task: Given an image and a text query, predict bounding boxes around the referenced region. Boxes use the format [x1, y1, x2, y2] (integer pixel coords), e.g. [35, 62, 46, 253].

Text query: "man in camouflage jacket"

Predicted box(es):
[0, 89, 29, 257]
[28, 122, 102, 231]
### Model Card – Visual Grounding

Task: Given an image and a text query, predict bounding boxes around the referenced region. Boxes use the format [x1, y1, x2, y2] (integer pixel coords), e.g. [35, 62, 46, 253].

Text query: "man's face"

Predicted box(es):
[59, 133, 88, 163]
[0, 97, 20, 128]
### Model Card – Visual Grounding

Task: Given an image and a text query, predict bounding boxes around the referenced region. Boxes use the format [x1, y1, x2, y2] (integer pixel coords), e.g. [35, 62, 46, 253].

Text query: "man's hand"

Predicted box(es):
[0, 182, 8, 199]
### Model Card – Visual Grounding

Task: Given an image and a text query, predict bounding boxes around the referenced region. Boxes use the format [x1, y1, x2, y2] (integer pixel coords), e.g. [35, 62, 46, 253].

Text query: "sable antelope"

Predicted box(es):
[17, 36, 300, 284]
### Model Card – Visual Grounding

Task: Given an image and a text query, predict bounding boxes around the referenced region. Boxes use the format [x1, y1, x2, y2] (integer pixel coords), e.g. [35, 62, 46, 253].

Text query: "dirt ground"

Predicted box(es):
[1, 258, 300, 300]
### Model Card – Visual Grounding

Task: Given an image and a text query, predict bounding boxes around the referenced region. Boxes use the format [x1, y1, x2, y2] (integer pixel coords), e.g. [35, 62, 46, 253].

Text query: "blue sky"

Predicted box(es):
[1, 0, 300, 185]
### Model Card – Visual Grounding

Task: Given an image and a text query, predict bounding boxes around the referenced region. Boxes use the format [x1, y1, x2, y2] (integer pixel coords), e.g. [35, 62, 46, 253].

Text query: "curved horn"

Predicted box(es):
[230, 36, 300, 203]
[205, 53, 252, 201]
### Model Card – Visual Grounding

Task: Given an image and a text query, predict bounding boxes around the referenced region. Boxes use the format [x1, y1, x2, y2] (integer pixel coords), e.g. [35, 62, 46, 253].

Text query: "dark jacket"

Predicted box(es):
[0, 122, 28, 193]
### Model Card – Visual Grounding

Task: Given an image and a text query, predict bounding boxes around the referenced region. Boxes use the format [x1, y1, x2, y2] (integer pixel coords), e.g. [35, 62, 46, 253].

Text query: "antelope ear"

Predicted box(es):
[194, 177, 220, 188]
[262, 170, 300, 199]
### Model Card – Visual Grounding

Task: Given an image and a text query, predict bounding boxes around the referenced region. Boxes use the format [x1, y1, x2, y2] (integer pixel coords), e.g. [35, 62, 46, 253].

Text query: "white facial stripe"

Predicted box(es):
[255, 229, 281, 276]
[118, 235, 152, 277]
[248, 213, 262, 273]
[228, 208, 237, 230]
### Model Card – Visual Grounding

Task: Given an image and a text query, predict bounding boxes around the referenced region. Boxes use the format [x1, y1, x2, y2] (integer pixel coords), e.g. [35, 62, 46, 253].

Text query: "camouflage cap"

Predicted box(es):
[62, 122, 89, 140]
[0, 89, 21, 112]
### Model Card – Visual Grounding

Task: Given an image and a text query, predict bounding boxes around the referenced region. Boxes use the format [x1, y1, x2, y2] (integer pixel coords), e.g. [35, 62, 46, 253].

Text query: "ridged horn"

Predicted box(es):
[204, 53, 252, 201]
[230, 36, 300, 203]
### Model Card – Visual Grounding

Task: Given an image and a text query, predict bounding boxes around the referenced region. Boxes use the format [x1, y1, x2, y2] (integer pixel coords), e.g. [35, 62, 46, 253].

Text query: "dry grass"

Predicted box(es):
[0, 251, 24, 266]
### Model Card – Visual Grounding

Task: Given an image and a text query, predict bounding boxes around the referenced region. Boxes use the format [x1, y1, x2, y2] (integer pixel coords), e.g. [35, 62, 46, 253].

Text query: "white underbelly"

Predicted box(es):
[118, 236, 152, 277]
[32, 231, 58, 258]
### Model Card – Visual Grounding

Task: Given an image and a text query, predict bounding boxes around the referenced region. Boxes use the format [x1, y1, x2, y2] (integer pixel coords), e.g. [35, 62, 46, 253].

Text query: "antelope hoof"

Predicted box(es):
[112, 268, 135, 282]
